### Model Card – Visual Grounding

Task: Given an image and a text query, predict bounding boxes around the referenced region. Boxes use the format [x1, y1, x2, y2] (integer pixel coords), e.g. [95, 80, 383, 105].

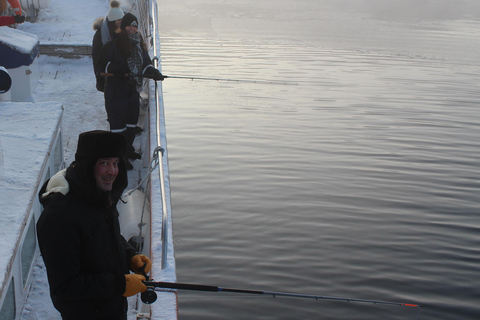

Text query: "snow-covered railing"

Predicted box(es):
[135, 0, 171, 272]
[149, 0, 169, 270]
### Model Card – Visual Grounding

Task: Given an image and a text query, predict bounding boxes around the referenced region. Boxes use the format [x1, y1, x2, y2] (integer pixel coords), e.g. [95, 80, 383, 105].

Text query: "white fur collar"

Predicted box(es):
[42, 169, 69, 198]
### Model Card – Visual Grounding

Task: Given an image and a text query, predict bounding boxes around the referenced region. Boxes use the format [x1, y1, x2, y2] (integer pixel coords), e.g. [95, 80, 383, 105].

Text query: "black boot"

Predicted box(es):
[125, 159, 134, 170]
[128, 151, 142, 160]
[123, 128, 142, 160]
[134, 126, 143, 135]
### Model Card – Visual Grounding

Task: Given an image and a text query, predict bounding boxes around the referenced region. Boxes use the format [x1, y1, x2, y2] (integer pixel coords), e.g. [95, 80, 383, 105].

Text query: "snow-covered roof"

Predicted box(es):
[0, 102, 62, 290]
[0, 27, 40, 68]
[0, 27, 38, 54]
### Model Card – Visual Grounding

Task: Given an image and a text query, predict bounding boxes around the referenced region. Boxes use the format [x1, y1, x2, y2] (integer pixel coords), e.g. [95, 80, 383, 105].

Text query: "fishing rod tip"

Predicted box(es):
[402, 303, 423, 308]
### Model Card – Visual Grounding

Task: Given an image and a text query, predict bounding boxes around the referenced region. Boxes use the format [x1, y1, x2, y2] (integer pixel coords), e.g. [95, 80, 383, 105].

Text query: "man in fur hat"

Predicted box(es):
[37, 130, 152, 320]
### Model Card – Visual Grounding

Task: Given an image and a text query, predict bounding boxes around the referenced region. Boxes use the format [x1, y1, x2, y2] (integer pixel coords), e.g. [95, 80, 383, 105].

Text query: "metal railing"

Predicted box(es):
[130, 0, 168, 269]
[148, 0, 169, 270]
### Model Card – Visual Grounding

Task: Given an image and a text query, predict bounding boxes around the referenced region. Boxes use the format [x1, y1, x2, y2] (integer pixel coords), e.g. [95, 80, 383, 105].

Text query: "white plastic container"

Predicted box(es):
[19, 0, 51, 10]
[0, 27, 40, 101]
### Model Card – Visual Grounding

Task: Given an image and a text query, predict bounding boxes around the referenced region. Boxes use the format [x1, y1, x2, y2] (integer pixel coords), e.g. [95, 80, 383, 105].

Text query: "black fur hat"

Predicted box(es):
[74, 130, 128, 194]
[121, 13, 138, 29]
[75, 130, 126, 161]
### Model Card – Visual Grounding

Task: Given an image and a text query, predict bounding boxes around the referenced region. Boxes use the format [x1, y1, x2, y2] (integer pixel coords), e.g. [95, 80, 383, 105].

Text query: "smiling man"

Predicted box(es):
[94, 157, 120, 192]
[37, 130, 151, 320]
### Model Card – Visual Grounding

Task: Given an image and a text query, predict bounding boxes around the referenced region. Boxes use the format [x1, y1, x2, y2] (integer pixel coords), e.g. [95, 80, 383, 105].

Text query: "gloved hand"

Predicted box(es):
[143, 66, 165, 81]
[130, 254, 152, 274]
[14, 15, 25, 24]
[124, 274, 147, 297]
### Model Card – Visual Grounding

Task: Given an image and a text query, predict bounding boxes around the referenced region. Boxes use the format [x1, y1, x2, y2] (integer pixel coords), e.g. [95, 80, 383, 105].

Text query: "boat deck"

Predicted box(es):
[3, 0, 177, 319]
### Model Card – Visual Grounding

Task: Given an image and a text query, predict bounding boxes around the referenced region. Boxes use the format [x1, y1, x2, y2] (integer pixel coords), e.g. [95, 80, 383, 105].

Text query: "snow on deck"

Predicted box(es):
[17, 0, 108, 45]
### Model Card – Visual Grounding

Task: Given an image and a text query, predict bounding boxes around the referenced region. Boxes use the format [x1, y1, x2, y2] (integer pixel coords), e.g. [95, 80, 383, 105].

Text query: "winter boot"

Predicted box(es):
[125, 159, 134, 170]
[124, 127, 141, 160]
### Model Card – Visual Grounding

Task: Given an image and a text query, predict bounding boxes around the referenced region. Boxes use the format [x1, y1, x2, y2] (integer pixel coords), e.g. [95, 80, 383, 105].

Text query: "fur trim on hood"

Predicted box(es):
[41, 169, 69, 198]
[93, 17, 104, 31]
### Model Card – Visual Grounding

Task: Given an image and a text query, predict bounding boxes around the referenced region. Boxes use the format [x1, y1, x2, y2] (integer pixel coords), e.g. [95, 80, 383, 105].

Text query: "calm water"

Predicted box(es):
[159, 2, 480, 319]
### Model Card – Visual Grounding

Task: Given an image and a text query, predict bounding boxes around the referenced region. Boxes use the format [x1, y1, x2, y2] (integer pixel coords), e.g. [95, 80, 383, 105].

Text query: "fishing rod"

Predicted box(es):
[99, 72, 297, 85]
[140, 280, 423, 309]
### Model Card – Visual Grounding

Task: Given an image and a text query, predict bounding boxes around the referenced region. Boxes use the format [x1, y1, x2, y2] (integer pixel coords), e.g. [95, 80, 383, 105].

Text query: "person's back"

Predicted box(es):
[91, 1, 124, 92]
[92, 17, 107, 91]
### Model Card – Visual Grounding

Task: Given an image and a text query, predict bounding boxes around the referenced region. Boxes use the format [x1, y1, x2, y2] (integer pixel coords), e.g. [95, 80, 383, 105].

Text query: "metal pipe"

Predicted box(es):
[150, 0, 169, 270]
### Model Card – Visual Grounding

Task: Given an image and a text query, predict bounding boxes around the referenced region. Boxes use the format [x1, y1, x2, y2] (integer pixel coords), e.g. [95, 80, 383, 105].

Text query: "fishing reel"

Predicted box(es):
[138, 262, 157, 304]
[141, 286, 157, 304]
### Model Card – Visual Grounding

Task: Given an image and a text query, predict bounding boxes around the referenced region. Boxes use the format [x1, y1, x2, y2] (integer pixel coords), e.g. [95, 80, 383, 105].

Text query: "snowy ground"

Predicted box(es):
[18, 0, 109, 46]
[28, 55, 114, 162]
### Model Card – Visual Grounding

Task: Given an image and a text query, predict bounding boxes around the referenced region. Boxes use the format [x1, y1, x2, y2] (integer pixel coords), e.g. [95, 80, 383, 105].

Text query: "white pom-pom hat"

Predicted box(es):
[107, 0, 124, 21]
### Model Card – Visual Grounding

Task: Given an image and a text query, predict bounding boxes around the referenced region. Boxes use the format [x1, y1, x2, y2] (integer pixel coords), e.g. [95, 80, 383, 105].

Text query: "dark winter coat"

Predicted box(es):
[99, 32, 153, 131]
[37, 138, 136, 319]
[100, 32, 153, 91]
[92, 17, 106, 92]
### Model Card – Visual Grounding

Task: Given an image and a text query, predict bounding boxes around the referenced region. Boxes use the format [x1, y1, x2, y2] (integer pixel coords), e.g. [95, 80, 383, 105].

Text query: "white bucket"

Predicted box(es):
[117, 189, 150, 243]
[19, 0, 51, 10]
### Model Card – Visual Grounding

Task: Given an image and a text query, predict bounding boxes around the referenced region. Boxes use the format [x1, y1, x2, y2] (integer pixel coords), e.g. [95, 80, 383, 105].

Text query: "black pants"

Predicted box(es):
[104, 81, 140, 132]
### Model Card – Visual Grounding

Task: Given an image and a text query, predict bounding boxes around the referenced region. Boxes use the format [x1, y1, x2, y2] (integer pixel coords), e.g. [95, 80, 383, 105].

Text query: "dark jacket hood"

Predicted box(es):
[74, 130, 128, 205]
[40, 131, 128, 208]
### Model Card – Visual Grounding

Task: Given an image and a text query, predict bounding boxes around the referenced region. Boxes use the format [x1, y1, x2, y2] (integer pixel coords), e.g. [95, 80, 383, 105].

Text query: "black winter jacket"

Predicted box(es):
[37, 164, 136, 320]
[92, 17, 106, 92]
[99, 33, 153, 90]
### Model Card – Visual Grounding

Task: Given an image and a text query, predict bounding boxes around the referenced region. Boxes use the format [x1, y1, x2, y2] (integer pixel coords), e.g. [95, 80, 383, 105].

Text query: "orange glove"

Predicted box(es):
[130, 254, 152, 274]
[124, 274, 147, 297]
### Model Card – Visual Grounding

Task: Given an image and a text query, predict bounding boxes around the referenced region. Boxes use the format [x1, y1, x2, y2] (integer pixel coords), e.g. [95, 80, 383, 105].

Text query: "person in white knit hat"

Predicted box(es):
[107, 0, 124, 22]
[92, 0, 125, 92]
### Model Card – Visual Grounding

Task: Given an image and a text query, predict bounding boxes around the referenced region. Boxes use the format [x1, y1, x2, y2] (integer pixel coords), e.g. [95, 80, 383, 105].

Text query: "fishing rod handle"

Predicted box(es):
[143, 281, 219, 292]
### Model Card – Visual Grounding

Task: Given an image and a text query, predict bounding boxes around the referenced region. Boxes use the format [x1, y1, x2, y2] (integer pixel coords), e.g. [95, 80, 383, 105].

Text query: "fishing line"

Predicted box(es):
[99, 72, 297, 85]
[163, 75, 298, 86]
